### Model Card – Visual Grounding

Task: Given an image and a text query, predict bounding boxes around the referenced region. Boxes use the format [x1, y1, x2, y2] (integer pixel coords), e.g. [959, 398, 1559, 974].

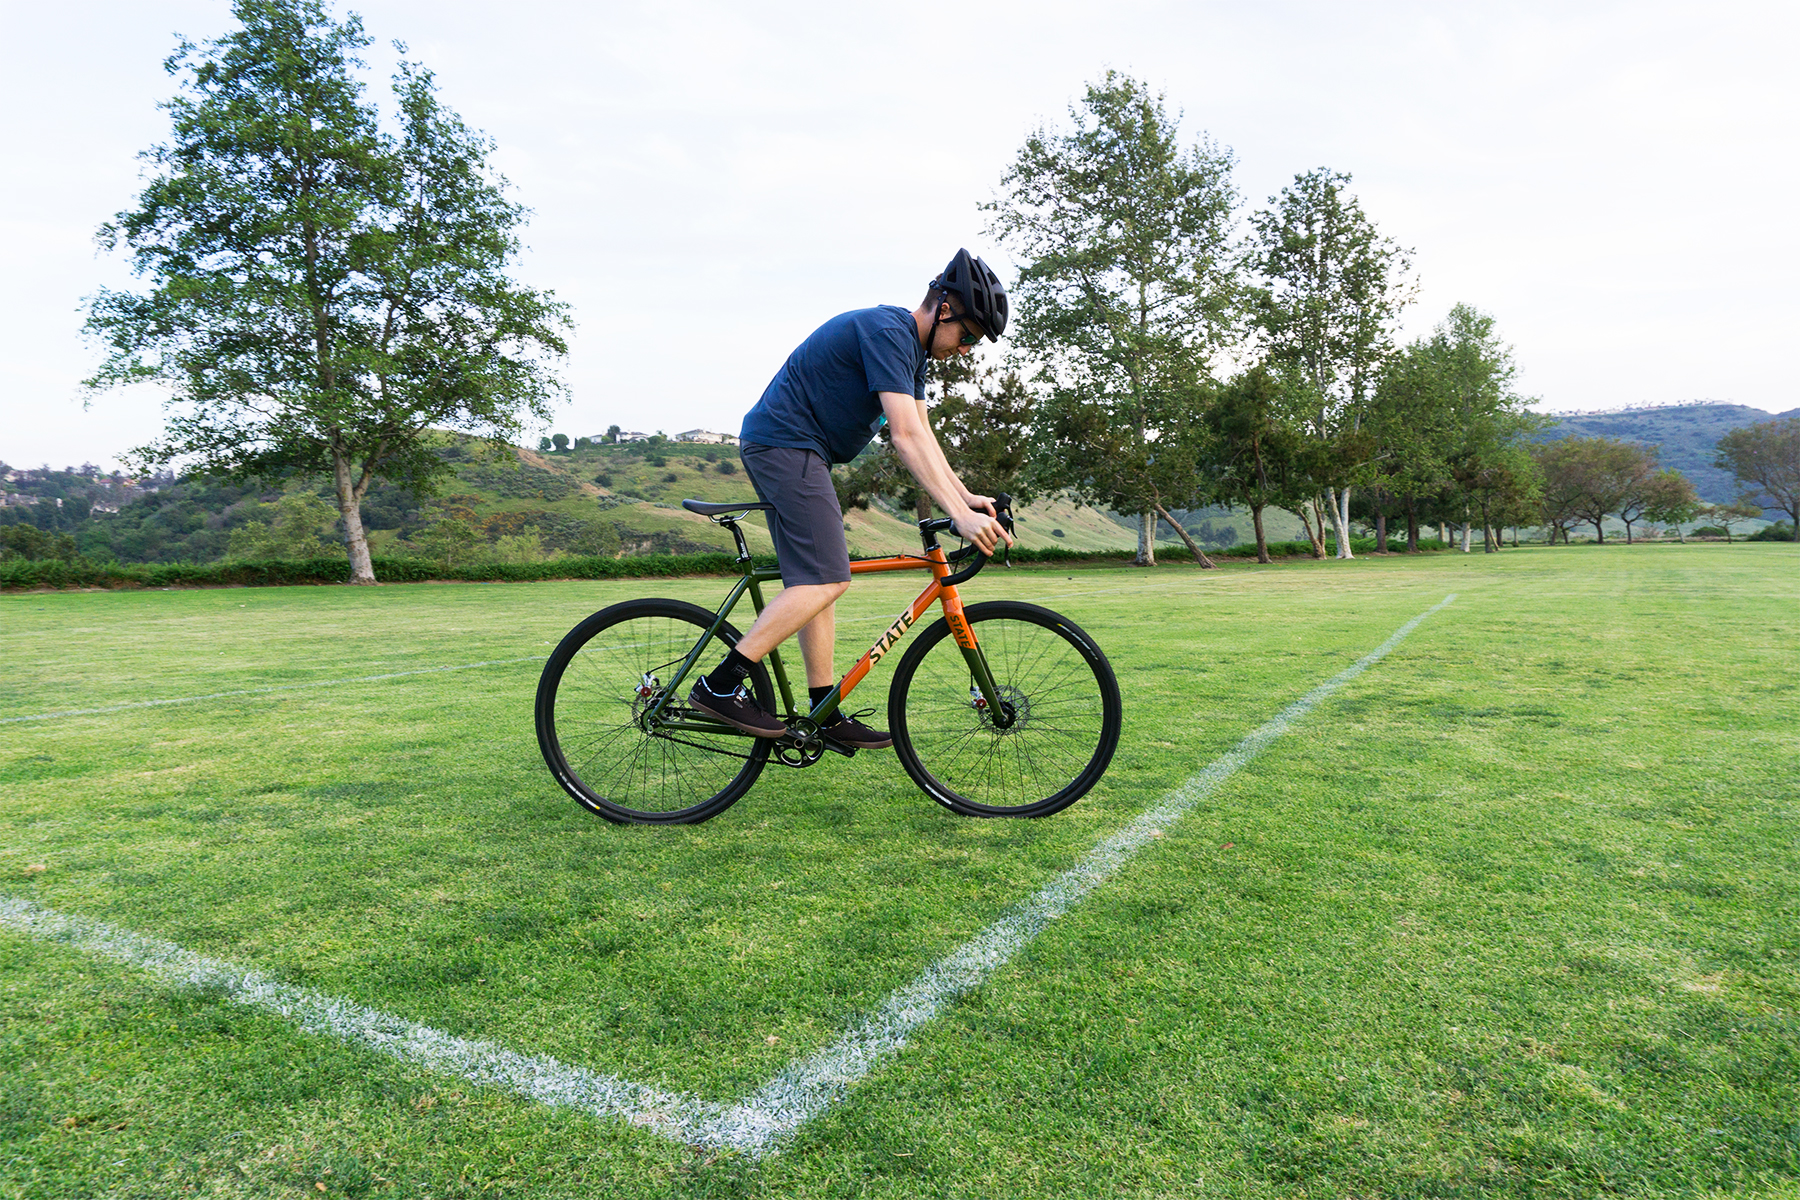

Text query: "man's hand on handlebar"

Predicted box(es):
[953, 508, 1013, 556]
[963, 491, 998, 518]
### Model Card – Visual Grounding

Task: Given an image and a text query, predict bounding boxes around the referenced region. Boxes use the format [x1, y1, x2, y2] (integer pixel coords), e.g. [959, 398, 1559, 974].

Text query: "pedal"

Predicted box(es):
[820, 738, 858, 759]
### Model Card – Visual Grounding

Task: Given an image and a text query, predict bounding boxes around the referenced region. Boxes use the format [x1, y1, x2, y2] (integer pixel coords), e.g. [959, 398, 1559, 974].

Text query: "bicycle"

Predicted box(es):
[534, 494, 1121, 824]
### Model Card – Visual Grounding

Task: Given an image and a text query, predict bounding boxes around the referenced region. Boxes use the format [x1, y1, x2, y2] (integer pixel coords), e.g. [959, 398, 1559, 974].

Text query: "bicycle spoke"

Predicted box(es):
[892, 604, 1118, 815]
[539, 603, 769, 822]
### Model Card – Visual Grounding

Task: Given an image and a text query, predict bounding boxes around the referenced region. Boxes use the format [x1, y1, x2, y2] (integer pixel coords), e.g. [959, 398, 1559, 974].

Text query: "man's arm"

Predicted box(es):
[880, 391, 1011, 554]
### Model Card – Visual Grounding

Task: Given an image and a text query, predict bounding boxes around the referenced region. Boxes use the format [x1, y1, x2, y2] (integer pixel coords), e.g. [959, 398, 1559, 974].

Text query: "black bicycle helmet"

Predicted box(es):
[931, 248, 1009, 341]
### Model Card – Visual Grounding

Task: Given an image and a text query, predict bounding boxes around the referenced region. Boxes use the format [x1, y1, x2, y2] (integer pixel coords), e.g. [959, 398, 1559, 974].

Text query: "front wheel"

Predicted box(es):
[888, 601, 1121, 817]
[536, 598, 773, 824]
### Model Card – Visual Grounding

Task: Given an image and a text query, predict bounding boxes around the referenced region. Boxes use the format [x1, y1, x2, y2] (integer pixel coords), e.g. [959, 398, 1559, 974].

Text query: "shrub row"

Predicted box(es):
[3, 536, 1461, 591]
[0, 553, 762, 591]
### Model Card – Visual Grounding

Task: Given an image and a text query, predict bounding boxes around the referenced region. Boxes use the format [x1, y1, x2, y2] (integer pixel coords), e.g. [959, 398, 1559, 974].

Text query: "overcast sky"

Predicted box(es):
[3, 0, 1795, 472]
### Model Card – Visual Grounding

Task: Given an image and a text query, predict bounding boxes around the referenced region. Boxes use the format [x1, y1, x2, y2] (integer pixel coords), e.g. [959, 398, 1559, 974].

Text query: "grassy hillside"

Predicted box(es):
[1, 433, 1331, 569]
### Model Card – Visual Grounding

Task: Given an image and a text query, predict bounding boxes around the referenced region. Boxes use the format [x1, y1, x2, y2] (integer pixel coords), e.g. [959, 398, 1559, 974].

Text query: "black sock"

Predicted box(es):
[702, 649, 754, 696]
[809, 685, 842, 724]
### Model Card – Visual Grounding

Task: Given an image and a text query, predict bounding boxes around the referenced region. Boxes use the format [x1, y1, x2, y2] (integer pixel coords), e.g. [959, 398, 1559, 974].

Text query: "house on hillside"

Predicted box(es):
[675, 429, 738, 445]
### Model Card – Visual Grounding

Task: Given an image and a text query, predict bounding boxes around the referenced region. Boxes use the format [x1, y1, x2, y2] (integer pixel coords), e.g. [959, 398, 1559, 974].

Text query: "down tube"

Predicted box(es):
[823, 580, 945, 721]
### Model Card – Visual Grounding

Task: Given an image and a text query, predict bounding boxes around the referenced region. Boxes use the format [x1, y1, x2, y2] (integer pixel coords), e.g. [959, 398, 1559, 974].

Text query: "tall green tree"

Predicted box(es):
[1198, 365, 1315, 563]
[83, 0, 570, 584]
[1715, 417, 1800, 533]
[1532, 440, 1586, 544]
[1642, 468, 1702, 541]
[1250, 168, 1414, 559]
[1368, 305, 1538, 552]
[1535, 437, 1655, 543]
[987, 71, 1243, 566]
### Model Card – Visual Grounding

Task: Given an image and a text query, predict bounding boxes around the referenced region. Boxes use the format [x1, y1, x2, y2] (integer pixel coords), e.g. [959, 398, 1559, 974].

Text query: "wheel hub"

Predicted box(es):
[971, 684, 1028, 732]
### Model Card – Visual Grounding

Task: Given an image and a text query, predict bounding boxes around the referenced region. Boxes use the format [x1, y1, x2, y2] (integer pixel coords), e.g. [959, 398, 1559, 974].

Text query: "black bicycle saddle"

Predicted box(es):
[681, 498, 773, 516]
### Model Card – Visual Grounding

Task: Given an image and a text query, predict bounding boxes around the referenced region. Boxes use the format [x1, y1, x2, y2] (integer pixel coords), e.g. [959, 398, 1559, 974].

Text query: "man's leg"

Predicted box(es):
[689, 581, 846, 737]
[733, 581, 848, 666]
[794, 600, 836, 687]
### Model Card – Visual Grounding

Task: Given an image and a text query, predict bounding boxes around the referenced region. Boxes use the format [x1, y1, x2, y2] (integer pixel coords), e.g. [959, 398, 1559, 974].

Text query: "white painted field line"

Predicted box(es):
[0, 594, 1452, 1157]
[689, 591, 1457, 1154]
[0, 657, 546, 725]
[0, 895, 720, 1141]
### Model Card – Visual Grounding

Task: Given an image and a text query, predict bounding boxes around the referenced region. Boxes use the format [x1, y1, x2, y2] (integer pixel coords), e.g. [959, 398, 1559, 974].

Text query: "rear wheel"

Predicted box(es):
[535, 598, 772, 824]
[888, 601, 1121, 817]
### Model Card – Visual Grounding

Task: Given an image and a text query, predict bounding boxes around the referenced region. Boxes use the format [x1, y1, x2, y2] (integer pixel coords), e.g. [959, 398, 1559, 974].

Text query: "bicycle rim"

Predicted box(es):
[889, 601, 1121, 817]
[536, 599, 771, 824]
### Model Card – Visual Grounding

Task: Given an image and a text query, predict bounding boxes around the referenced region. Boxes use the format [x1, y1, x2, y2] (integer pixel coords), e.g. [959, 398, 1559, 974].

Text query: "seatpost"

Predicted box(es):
[720, 516, 752, 563]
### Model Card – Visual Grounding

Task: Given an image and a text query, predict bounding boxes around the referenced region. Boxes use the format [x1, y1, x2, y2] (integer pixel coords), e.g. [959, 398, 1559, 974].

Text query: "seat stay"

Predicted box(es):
[640, 572, 757, 724]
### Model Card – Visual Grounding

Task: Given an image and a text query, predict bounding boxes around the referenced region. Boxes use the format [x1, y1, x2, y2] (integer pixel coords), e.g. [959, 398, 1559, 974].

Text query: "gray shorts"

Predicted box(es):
[739, 443, 850, 585]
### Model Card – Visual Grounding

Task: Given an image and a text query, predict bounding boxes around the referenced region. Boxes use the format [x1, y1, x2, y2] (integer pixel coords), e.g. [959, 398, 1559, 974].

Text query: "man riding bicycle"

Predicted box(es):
[688, 249, 1015, 751]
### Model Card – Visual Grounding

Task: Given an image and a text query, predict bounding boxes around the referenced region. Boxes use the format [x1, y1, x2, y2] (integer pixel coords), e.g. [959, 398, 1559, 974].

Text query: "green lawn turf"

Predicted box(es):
[1, 544, 1796, 1197]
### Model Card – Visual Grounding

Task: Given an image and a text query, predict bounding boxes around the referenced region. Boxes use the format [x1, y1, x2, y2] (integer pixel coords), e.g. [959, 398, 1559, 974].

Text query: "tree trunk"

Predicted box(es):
[1135, 509, 1155, 566]
[1439, 522, 1449, 545]
[1623, 519, 1634, 544]
[1405, 501, 1420, 553]
[1593, 519, 1606, 543]
[1327, 485, 1355, 559]
[915, 491, 932, 522]
[1252, 504, 1271, 564]
[331, 447, 376, 585]
[1374, 496, 1388, 553]
[1303, 498, 1327, 558]
[1460, 520, 1472, 553]
[1155, 503, 1215, 568]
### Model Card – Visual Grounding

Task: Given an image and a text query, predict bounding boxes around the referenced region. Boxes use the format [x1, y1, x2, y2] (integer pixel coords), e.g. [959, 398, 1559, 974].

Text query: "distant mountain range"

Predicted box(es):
[1534, 402, 1799, 506]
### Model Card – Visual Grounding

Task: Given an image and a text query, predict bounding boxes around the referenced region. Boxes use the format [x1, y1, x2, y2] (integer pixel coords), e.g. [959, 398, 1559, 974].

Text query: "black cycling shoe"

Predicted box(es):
[820, 712, 894, 750]
[688, 680, 786, 738]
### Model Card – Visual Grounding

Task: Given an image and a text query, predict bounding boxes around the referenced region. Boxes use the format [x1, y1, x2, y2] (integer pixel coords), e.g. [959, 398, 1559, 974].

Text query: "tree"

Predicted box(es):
[1715, 417, 1800, 533]
[1198, 364, 1314, 563]
[413, 508, 479, 568]
[987, 71, 1243, 566]
[1532, 441, 1587, 544]
[1369, 305, 1537, 553]
[537, 436, 553, 452]
[551, 433, 570, 453]
[1698, 500, 1763, 542]
[83, 0, 570, 585]
[605, 425, 621, 444]
[1537, 437, 1655, 543]
[225, 490, 338, 559]
[1250, 168, 1414, 559]
[1641, 469, 1701, 542]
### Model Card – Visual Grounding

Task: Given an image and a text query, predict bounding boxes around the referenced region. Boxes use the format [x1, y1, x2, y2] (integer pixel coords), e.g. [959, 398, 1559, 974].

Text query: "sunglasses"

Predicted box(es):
[948, 312, 984, 346]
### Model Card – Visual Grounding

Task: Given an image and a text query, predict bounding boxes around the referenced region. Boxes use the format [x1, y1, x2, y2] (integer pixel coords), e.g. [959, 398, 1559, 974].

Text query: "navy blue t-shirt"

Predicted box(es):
[740, 305, 928, 464]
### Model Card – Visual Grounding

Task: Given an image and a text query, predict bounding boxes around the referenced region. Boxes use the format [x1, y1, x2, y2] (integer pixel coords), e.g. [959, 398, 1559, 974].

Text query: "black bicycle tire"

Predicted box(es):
[887, 600, 1122, 817]
[535, 598, 773, 825]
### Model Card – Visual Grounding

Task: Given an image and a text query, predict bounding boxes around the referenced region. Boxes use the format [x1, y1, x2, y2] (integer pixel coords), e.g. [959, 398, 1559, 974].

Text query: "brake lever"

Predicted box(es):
[995, 492, 1014, 568]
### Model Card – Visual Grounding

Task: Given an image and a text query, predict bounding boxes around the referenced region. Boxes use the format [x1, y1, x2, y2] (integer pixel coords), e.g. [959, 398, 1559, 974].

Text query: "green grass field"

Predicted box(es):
[2, 545, 1796, 1198]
